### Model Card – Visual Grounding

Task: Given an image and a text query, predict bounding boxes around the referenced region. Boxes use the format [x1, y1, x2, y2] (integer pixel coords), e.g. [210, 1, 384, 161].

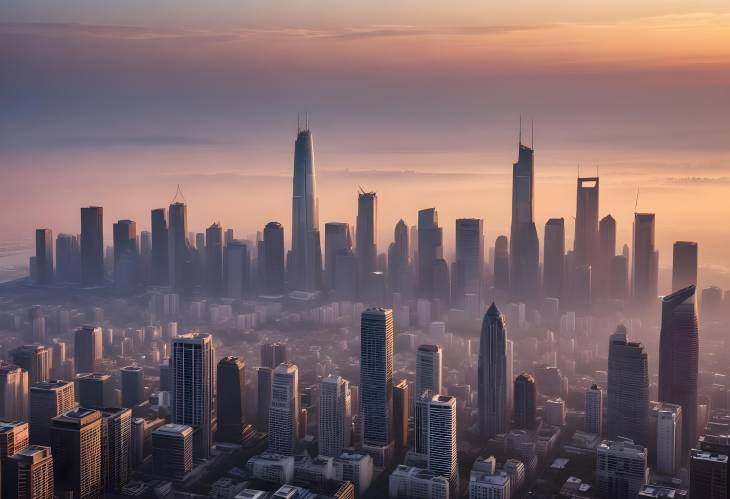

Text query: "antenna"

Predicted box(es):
[634, 187, 640, 214]
[305, 112, 309, 131]
[519, 114, 522, 146]
[531, 117, 534, 149]
[171, 184, 186, 204]
[578, 163, 580, 178]
[297, 113, 300, 133]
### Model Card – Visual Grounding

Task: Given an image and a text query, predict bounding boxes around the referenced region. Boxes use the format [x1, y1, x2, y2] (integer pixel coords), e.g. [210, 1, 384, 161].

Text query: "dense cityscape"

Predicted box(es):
[0, 122, 728, 499]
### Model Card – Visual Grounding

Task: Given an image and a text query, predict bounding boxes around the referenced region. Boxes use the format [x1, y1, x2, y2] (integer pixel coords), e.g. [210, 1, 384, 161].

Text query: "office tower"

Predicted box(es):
[514, 372, 537, 430]
[151, 208, 169, 285]
[610, 254, 630, 301]
[0, 363, 29, 421]
[290, 123, 322, 292]
[417, 208, 443, 298]
[545, 397, 567, 426]
[607, 325, 650, 447]
[10, 344, 50, 384]
[152, 424, 193, 479]
[428, 395, 458, 491]
[333, 250, 358, 300]
[225, 240, 250, 298]
[112, 219, 137, 286]
[654, 403, 682, 476]
[543, 218, 565, 299]
[493, 235, 510, 291]
[29, 380, 75, 445]
[263, 222, 286, 295]
[99, 408, 132, 492]
[416, 345, 443, 397]
[478, 303, 508, 438]
[2, 445, 54, 499]
[393, 380, 409, 452]
[596, 214, 617, 298]
[414, 390, 431, 455]
[120, 366, 145, 408]
[56, 233, 81, 282]
[224, 228, 234, 246]
[388, 220, 410, 295]
[672, 241, 698, 292]
[168, 201, 192, 294]
[51, 408, 103, 499]
[596, 440, 649, 499]
[584, 384, 603, 435]
[80, 206, 104, 285]
[689, 449, 728, 499]
[139, 230, 151, 281]
[217, 356, 246, 443]
[325, 222, 352, 291]
[35, 228, 54, 284]
[360, 308, 394, 465]
[268, 362, 300, 455]
[633, 213, 658, 310]
[658, 285, 699, 459]
[0, 421, 29, 461]
[257, 367, 273, 432]
[78, 373, 115, 408]
[574, 177, 600, 267]
[205, 223, 224, 296]
[261, 342, 288, 369]
[171, 333, 214, 459]
[319, 375, 352, 458]
[454, 218, 484, 306]
[357, 191, 378, 285]
[74, 326, 103, 373]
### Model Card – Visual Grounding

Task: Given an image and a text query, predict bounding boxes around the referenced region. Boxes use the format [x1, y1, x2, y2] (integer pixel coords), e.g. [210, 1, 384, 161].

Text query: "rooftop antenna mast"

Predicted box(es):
[519, 114, 522, 146]
[297, 113, 301, 133]
[531, 117, 534, 149]
[171, 184, 186, 204]
[634, 187, 640, 214]
[305, 112, 309, 131]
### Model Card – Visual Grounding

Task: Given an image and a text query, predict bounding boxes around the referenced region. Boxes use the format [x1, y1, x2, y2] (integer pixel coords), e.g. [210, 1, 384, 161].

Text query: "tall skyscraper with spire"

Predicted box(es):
[478, 303, 508, 439]
[291, 120, 322, 291]
[658, 285, 699, 460]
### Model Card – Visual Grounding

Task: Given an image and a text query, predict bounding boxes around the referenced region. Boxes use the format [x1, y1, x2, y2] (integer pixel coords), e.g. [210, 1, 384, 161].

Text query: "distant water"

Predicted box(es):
[0, 240, 32, 283]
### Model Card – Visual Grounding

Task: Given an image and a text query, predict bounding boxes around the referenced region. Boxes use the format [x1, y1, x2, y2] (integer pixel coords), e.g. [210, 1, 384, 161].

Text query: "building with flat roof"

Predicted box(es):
[152, 423, 193, 480]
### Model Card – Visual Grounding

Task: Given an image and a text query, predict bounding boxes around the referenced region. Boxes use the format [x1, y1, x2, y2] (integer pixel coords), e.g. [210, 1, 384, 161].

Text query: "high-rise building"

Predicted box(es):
[388, 220, 410, 296]
[360, 308, 394, 465]
[0, 363, 29, 421]
[610, 254, 630, 302]
[478, 303, 508, 438]
[168, 201, 192, 294]
[139, 230, 152, 282]
[416, 344, 443, 397]
[10, 345, 50, 385]
[654, 403, 682, 476]
[596, 214, 617, 298]
[263, 222, 286, 295]
[99, 408, 132, 493]
[417, 208, 443, 299]
[80, 206, 104, 285]
[514, 372, 537, 430]
[454, 218, 484, 306]
[0, 421, 30, 460]
[120, 366, 145, 408]
[205, 223, 224, 296]
[607, 325, 650, 447]
[2, 445, 54, 499]
[392, 380, 409, 452]
[74, 325, 103, 374]
[151, 208, 169, 285]
[414, 390, 431, 455]
[493, 235, 510, 291]
[633, 213, 658, 311]
[152, 424, 193, 480]
[29, 380, 75, 445]
[357, 191, 378, 287]
[112, 219, 137, 286]
[268, 362, 300, 456]
[56, 233, 81, 282]
[34, 228, 54, 284]
[428, 395, 458, 492]
[689, 449, 728, 499]
[225, 240, 250, 298]
[325, 222, 352, 290]
[658, 285, 699, 459]
[584, 384, 603, 436]
[171, 333, 214, 459]
[319, 375, 351, 458]
[543, 218, 565, 299]
[261, 342, 288, 369]
[291, 124, 322, 292]
[672, 241, 698, 292]
[78, 373, 115, 408]
[574, 177, 600, 267]
[596, 440, 649, 499]
[257, 367, 273, 432]
[51, 408, 103, 499]
[217, 356, 246, 443]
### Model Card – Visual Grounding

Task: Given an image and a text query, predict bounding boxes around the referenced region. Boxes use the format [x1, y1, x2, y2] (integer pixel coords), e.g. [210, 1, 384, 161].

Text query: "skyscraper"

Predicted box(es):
[217, 356, 246, 443]
[672, 241, 698, 292]
[291, 124, 322, 291]
[168, 201, 192, 294]
[633, 213, 658, 311]
[152, 424, 193, 480]
[543, 218, 565, 299]
[56, 233, 81, 282]
[428, 395, 458, 492]
[0, 421, 29, 460]
[689, 449, 728, 499]
[654, 403, 682, 476]
[357, 191, 378, 288]
[2, 445, 54, 499]
[263, 222, 286, 295]
[596, 440, 649, 498]
[80, 206, 104, 285]
[10, 345, 50, 385]
[99, 408, 132, 493]
[29, 380, 75, 445]
[417, 208, 443, 299]
[454, 218, 484, 306]
[205, 223, 224, 296]
[388, 220, 410, 295]
[324, 222, 352, 291]
[360, 308, 394, 465]
[478, 303, 508, 439]
[112, 219, 137, 286]
[596, 214, 617, 298]
[268, 362, 299, 456]
[261, 342, 288, 369]
[120, 366, 145, 409]
[0, 363, 29, 421]
[78, 373, 115, 408]
[584, 384, 603, 436]
[514, 372, 537, 430]
[607, 325, 650, 447]
[51, 408, 103, 499]
[35, 228, 54, 284]
[493, 235, 510, 291]
[171, 333, 214, 459]
[74, 326, 103, 374]
[416, 344, 443, 397]
[319, 375, 351, 458]
[574, 177, 600, 267]
[225, 240, 250, 298]
[150, 208, 169, 285]
[256, 367, 273, 432]
[393, 380, 409, 452]
[658, 285, 699, 459]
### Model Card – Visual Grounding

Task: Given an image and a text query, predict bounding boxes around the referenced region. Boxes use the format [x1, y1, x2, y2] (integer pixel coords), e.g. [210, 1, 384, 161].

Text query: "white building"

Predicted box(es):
[246, 452, 295, 483]
[428, 395, 458, 491]
[655, 403, 682, 476]
[319, 375, 351, 458]
[268, 363, 299, 456]
[596, 440, 649, 498]
[334, 451, 373, 495]
[389, 465, 450, 499]
[416, 345, 443, 396]
[545, 398, 566, 426]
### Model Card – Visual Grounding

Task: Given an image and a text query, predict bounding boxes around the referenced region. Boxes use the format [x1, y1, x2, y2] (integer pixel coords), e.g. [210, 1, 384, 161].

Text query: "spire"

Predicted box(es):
[518, 114, 522, 146]
[531, 117, 534, 149]
[171, 184, 186, 204]
[486, 302, 501, 317]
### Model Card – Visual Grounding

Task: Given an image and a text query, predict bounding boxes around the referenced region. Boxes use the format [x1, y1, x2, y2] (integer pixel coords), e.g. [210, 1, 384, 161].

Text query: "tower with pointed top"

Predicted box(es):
[478, 303, 509, 439]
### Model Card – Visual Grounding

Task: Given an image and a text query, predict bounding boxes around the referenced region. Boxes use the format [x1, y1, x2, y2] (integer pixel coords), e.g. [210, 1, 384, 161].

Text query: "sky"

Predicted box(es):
[1, 1, 730, 288]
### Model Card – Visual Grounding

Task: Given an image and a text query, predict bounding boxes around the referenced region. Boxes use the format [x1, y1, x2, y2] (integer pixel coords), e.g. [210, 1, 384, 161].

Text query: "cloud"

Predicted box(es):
[665, 176, 730, 185]
[329, 23, 554, 40]
[46, 135, 225, 148]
